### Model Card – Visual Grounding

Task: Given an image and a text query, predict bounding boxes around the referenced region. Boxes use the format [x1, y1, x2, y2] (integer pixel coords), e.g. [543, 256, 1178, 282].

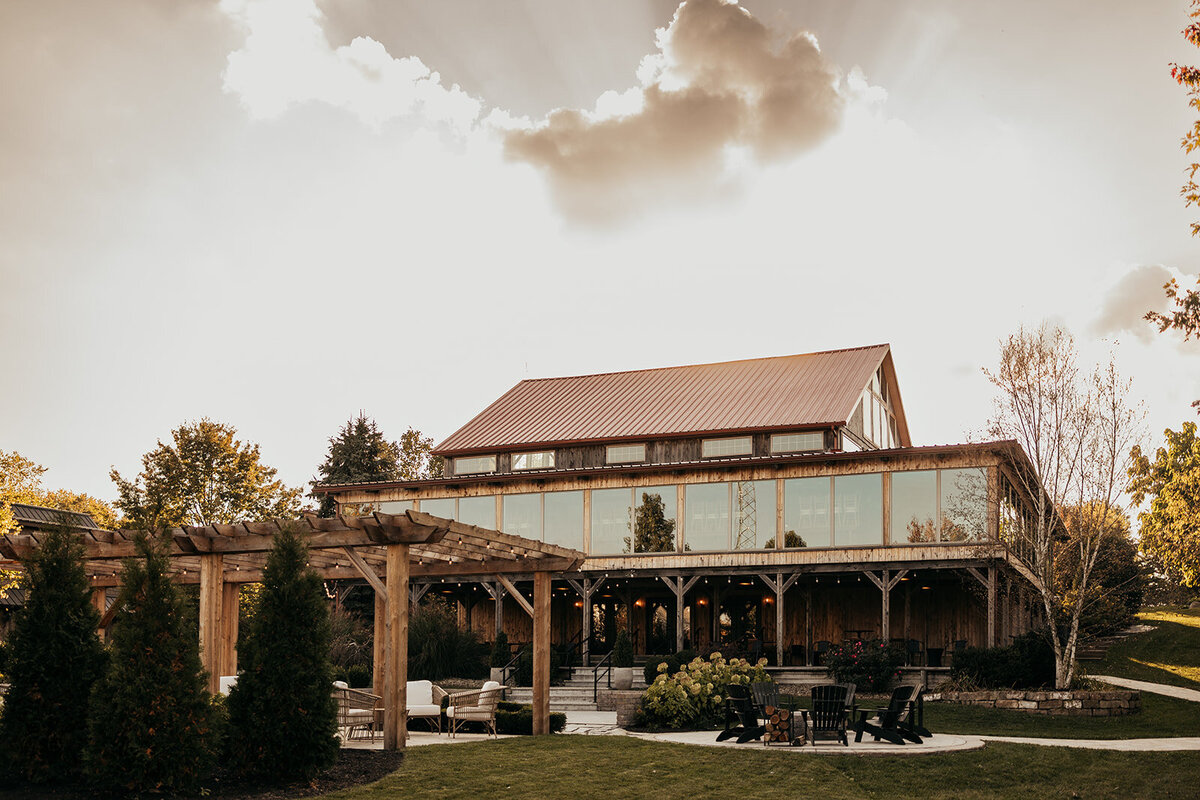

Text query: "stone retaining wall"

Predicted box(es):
[596, 689, 643, 727]
[929, 690, 1140, 716]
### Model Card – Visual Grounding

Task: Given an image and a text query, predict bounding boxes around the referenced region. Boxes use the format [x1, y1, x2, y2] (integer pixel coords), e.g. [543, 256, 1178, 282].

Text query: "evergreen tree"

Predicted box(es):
[85, 535, 216, 796]
[625, 492, 677, 553]
[225, 525, 339, 781]
[311, 414, 402, 517]
[0, 525, 106, 784]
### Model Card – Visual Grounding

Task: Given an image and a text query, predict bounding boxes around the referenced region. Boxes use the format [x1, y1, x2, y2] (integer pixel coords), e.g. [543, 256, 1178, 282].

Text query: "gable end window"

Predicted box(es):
[512, 451, 555, 470]
[770, 432, 824, 453]
[701, 437, 753, 458]
[606, 444, 646, 464]
[453, 455, 497, 474]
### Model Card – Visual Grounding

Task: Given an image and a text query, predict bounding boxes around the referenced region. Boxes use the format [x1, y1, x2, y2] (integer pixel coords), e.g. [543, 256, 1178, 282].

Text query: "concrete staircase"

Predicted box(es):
[505, 667, 647, 712]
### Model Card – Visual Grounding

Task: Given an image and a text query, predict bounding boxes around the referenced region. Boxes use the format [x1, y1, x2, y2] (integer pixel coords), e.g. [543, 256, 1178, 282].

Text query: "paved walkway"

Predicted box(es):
[1091, 675, 1200, 703]
[980, 735, 1200, 751]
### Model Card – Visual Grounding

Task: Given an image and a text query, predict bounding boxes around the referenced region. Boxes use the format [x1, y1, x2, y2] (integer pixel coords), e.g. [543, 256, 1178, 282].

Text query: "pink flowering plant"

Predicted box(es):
[824, 639, 903, 692]
[635, 652, 770, 729]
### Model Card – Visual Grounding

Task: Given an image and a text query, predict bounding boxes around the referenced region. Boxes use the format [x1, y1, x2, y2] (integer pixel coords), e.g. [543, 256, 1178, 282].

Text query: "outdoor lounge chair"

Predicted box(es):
[407, 679, 448, 733]
[803, 683, 854, 746]
[446, 680, 502, 738]
[716, 683, 765, 744]
[333, 682, 381, 741]
[853, 684, 924, 745]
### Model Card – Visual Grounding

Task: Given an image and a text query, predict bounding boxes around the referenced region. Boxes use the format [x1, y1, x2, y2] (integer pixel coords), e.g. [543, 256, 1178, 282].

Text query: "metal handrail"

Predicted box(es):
[499, 649, 522, 686]
[592, 650, 613, 703]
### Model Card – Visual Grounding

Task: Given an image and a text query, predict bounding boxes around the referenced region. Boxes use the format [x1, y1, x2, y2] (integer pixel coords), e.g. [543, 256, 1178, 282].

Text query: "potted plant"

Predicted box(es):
[490, 632, 510, 683]
[611, 630, 635, 690]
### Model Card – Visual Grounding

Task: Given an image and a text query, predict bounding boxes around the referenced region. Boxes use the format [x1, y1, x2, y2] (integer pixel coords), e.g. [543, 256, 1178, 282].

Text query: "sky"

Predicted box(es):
[2, 0, 1199, 505]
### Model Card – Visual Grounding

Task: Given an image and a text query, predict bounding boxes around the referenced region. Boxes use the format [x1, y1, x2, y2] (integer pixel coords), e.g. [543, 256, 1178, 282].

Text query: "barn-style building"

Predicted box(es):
[317, 345, 1049, 680]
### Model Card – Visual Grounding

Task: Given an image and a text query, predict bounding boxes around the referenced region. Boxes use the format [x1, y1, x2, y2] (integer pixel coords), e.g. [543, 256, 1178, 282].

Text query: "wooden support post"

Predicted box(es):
[91, 588, 107, 642]
[533, 571, 551, 736]
[383, 543, 409, 751]
[805, 584, 812, 666]
[582, 578, 592, 665]
[373, 591, 386, 693]
[199, 553, 224, 695]
[222, 582, 240, 677]
[658, 576, 698, 654]
[987, 565, 997, 648]
[881, 569, 890, 641]
[774, 573, 785, 666]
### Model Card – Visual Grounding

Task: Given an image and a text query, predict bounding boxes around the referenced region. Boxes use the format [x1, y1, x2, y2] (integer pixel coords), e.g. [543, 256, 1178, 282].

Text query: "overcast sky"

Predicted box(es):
[3, 0, 1198, 503]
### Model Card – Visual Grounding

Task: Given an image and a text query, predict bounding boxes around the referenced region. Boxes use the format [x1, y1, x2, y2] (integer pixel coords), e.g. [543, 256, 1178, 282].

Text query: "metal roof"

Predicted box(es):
[9, 503, 103, 532]
[435, 345, 906, 455]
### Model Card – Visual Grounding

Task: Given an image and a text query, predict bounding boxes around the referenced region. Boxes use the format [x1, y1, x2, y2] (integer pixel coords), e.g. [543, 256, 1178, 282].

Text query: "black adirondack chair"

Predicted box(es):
[804, 683, 854, 746]
[716, 683, 765, 744]
[853, 684, 926, 745]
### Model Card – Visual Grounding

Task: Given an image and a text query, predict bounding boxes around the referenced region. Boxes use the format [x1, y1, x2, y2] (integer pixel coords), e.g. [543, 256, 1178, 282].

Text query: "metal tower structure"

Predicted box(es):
[735, 481, 758, 549]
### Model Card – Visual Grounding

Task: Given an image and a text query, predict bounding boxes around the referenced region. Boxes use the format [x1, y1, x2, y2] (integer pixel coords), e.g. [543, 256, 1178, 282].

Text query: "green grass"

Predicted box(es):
[1089, 607, 1200, 691]
[928, 691, 1196, 738]
[320, 736, 1200, 800]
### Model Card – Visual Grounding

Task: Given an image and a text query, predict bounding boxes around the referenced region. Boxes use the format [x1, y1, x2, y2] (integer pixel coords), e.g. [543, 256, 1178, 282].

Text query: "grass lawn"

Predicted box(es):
[928, 690, 1195, 738]
[1089, 607, 1200, 691]
[321, 736, 1200, 800]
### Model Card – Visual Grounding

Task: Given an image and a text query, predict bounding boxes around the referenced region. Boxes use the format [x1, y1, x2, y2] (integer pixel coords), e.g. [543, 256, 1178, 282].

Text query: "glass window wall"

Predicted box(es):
[701, 437, 752, 458]
[502, 493, 541, 540]
[941, 468, 988, 541]
[457, 495, 495, 529]
[631, 486, 678, 553]
[834, 473, 882, 546]
[544, 491, 583, 550]
[891, 471, 937, 543]
[419, 497, 455, 519]
[591, 488, 632, 554]
[783, 477, 830, 547]
[684, 482, 730, 551]
[734, 480, 776, 549]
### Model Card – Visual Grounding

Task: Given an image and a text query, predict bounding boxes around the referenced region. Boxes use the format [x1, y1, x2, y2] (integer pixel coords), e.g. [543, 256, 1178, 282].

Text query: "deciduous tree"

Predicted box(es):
[984, 324, 1141, 689]
[110, 419, 302, 529]
[1128, 421, 1200, 587]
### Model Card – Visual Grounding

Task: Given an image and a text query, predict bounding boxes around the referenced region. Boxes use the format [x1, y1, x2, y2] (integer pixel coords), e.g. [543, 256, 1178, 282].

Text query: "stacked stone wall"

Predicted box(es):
[930, 690, 1140, 716]
[596, 689, 643, 727]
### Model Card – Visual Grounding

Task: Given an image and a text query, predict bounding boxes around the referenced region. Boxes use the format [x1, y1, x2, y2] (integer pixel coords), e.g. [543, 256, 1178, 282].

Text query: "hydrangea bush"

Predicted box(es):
[824, 639, 902, 692]
[636, 652, 770, 729]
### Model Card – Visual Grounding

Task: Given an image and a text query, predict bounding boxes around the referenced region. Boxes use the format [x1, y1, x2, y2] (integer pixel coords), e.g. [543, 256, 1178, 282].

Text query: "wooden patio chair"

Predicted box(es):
[333, 683, 381, 741]
[803, 683, 854, 746]
[853, 684, 924, 745]
[715, 683, 765, 744]
[446, 680, 503, 738]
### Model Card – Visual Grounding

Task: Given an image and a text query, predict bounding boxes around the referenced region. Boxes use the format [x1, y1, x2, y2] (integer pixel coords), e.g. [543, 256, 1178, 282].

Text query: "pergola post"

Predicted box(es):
[199, 553, 224, 694]
[373, 591, 386, 693]
[774, 574, 784, 667]
[533, 571, 551, 736]
[91, 588, 107, 641]
[222, 582, 240, 677]
[987, 565, 997, 648]
[383, 543, 409, 751]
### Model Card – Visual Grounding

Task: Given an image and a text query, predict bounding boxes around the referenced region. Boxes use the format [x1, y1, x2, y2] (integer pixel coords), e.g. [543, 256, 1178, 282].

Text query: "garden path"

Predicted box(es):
[1090, 675, 1200, 703]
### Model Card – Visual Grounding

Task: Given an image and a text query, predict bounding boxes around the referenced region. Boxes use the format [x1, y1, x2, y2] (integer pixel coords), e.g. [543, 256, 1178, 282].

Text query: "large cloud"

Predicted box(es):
[1093, 264, 1176, 343]
[503, 0, 846, 223]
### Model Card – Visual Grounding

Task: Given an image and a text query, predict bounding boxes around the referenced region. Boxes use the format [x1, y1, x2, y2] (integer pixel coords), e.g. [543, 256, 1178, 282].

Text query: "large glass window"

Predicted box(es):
[419, 497, 455, 519]
[544, 491, 583, 550]
[701, 437, 752, 458]
[783, 477, 831, 547]
[591, 488, 631, 554]
[606, 444, 646, 464]
[733, 480, 775, 549]
[457, 495, 495, 529]
[502, 493, 541, 540]
[377, 500, 414, 514]
[512, 451, 555, 470]
[770, 433, 823, 453]
[685, 482, 730, 551]
[454, 455, 496, 474]
[834, 474, 882, 546]
[941, 468, 988, 541]
[891, 471, 937, 543]
[630, 486, 678, 553]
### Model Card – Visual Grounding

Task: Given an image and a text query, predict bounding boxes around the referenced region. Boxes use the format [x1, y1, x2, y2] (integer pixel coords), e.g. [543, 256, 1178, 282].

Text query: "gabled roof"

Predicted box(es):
[435, 344, 911, 456]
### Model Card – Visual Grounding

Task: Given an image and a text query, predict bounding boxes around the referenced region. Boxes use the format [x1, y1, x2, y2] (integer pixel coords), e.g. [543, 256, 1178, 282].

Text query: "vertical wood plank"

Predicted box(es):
[91, 588, 107, 642]
[987, 565, 997, 648]
[199, 553, 223, 695]
[384, 543, 409, 751]
[222, 582, 240, 677]
[774, 573, 784, 666]
[581, 579, 592, 666]
[373, 590, 386, 694]
[881, 569, 890, 641]
[533, 571, 551, 736]
[674, 578, 684, 654]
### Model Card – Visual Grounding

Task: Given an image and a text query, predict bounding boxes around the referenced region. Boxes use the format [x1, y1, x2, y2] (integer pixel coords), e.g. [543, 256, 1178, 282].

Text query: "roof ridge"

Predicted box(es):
[515, 344, 891, 384]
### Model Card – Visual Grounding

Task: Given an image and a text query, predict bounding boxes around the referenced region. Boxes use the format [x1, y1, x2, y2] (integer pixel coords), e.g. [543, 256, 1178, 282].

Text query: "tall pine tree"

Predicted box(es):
[311, 414, 402, 517]
[85, 535, 216, 796]
[225, 525, 339, 781]
[0, 525, 106, 785]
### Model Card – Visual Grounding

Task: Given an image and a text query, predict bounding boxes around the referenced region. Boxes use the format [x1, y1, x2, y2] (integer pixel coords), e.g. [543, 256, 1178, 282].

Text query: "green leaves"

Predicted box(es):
[1129, 422, 1200, 587]
[111, 418, 302, 529]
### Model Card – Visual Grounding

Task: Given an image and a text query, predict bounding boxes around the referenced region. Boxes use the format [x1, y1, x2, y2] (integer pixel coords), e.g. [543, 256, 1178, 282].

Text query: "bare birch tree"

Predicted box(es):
[984, 325, 1141, 689]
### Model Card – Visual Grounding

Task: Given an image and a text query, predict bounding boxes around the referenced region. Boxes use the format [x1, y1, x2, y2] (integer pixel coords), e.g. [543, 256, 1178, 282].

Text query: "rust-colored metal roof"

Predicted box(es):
[435, 344, 907, 455]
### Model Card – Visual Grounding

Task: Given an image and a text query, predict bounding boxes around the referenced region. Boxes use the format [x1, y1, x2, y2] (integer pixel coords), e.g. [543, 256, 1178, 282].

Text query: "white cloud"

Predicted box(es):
[220, 0, 480, 130]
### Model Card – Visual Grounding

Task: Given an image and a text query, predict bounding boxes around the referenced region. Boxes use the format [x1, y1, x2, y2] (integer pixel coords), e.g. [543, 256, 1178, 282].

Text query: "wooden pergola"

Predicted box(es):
[0, 509, 584, 750]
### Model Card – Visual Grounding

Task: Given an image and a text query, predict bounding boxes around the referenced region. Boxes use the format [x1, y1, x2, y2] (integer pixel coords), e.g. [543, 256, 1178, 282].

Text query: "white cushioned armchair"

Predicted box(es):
[407, 679, 448, 733]
[445, 680, 503, 738]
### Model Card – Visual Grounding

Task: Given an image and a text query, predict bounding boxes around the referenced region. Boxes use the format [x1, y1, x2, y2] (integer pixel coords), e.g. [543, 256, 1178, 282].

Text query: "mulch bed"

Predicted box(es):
[0, 749, 406, 800]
